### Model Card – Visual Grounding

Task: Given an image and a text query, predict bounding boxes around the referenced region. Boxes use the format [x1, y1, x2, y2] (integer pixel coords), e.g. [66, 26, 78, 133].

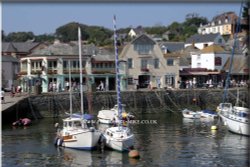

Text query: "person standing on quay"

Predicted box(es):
[11, 84, 15, 97]
[1, 87, 5, 104]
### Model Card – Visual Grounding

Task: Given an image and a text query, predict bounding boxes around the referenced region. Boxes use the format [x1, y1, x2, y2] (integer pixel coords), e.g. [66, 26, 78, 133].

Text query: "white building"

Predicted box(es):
[191, 45, 229, 71]
[198, 11, 238, 36]
[185, 33, 226, 50]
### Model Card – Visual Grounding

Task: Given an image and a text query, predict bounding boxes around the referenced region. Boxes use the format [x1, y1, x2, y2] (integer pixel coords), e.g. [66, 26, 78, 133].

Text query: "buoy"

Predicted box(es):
[211, 125, 218, 130]
[122, 112, 127, 118]
[128, 149, 140, 159]
[54, 123, 59, 128]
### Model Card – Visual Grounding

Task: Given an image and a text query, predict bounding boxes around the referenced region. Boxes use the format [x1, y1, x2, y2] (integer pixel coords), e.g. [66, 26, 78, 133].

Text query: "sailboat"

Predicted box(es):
[102, 15, 134, 151]
[217, 2, 249, 136]
[54, 27, 101, 149]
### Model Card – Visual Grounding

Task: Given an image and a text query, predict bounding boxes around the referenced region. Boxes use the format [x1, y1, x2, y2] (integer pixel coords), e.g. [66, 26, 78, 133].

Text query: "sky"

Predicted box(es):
[2, 2, 242, 35]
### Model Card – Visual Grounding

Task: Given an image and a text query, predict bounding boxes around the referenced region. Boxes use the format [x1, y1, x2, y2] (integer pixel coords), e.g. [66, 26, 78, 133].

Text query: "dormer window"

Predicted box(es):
[203, 44, 208, 48]
[134, 44, 153, 55]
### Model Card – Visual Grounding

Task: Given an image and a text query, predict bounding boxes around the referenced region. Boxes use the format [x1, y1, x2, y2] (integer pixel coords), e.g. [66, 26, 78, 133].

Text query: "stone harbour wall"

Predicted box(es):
[2, 88, 249, 124]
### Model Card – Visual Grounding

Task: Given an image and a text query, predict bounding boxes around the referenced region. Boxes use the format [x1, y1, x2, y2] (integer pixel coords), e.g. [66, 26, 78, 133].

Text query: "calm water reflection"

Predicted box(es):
[2, 112, 249, 167]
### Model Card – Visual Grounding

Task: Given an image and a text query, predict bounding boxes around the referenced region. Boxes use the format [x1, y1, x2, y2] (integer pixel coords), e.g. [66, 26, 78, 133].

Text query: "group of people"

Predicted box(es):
[1, 85, 23, 104]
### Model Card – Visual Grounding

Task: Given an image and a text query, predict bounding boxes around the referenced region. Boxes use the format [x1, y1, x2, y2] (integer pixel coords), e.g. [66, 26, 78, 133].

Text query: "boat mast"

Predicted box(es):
[78, 27, 84, 115]
[113, 15, 122, 127]
[222, 1, 243, 103]
[69, 61, 73, 117]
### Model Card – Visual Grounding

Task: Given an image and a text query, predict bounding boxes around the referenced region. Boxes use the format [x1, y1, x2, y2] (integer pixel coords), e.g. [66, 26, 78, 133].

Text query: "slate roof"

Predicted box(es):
[185, 33, 220, 44]
[133, 26, 145, 35]
[2, 43, 17, 52]
[160, 42, 184, 53]
[30, 42, 97, 56]
[212, 11, 237, 25]
[2, 42, 40, 53]
[92, 47, 115, 61]
[131, 34, 156, 45]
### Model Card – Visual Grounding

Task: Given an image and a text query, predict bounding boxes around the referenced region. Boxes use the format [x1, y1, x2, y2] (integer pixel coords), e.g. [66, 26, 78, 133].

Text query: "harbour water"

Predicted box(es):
[2, 112, 249, 167]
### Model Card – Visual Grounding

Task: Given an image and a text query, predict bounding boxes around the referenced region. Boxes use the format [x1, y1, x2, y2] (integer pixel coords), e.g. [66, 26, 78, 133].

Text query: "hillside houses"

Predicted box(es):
[198, 11, 238, 36]
[128, 26, 145, 38]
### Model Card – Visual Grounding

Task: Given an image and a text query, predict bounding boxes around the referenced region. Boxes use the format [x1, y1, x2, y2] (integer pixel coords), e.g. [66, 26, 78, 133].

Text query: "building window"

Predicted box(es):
[218, 38, 222, 44]
[48, 61, 57, 70]
[167, 59, 174, 66]
[197, 62, 201, 67]
[215, 57, 222, 66]
[165, 75, 175, 87]
[128, 58, 133, 69]
[63, 61, 68, 68]
[141, 59, 148, 69]
[21, 61, 27, 71]
[154, 58, 159, 69]
[31, 61, 42, 70]
[197, 54, 201, 60]
[72, 61, 79, 69]
[134, 44, 153, 55]
[128, 77, 133, 85]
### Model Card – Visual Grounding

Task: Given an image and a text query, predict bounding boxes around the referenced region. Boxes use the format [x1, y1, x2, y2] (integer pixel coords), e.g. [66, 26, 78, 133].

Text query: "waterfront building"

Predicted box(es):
[2, 55, 19, 89]
[119, 34, 180, 90]
[18, 40, 116, 93]
[1, 42, 42, 89]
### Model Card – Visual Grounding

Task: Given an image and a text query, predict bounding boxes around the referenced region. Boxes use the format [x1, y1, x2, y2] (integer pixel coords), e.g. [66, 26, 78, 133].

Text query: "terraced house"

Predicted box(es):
[18, 40, 116, 93]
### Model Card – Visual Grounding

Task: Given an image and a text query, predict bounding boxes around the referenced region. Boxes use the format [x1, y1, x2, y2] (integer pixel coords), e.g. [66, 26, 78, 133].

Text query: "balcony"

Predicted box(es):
[141, 68, 149, 72]
[31, 70, 42, 75]
[63, 69, 86, 74]
[19, 71, 27, 75]
[47, 69, 58, 74]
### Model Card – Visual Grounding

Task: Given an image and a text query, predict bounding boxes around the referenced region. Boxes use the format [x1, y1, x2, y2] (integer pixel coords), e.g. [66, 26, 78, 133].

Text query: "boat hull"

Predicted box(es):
[98, 118, 114, 125]
[218, 103, 249, 136]
[219, 112, 249, 136]
[56, 127, 101, 150]
[103, 127, 134, 152]
[182, 109, 201, 119]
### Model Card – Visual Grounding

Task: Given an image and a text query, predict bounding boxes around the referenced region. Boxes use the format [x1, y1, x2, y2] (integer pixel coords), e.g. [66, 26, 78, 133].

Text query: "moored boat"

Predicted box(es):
[97, 104, 135, 125]
[103, 126, 134, 151]
[198, 109, 218, 119]
[12, 118, 31, 126]
[102, 15, 134, 152]
[54, 27, 101, 150]
[182, 109, 201, 119]
[217, 103, 249, 136]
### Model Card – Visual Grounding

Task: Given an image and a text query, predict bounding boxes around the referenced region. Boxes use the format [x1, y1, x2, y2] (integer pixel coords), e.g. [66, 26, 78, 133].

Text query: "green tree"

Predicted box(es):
[5, 31, 35, 42]
[85, 26, 112, 46]
[55, 22, 89, 42]
[34, 33, 55, 42]
[144, 26, 168, 35]
[2, 30, 6, 42]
